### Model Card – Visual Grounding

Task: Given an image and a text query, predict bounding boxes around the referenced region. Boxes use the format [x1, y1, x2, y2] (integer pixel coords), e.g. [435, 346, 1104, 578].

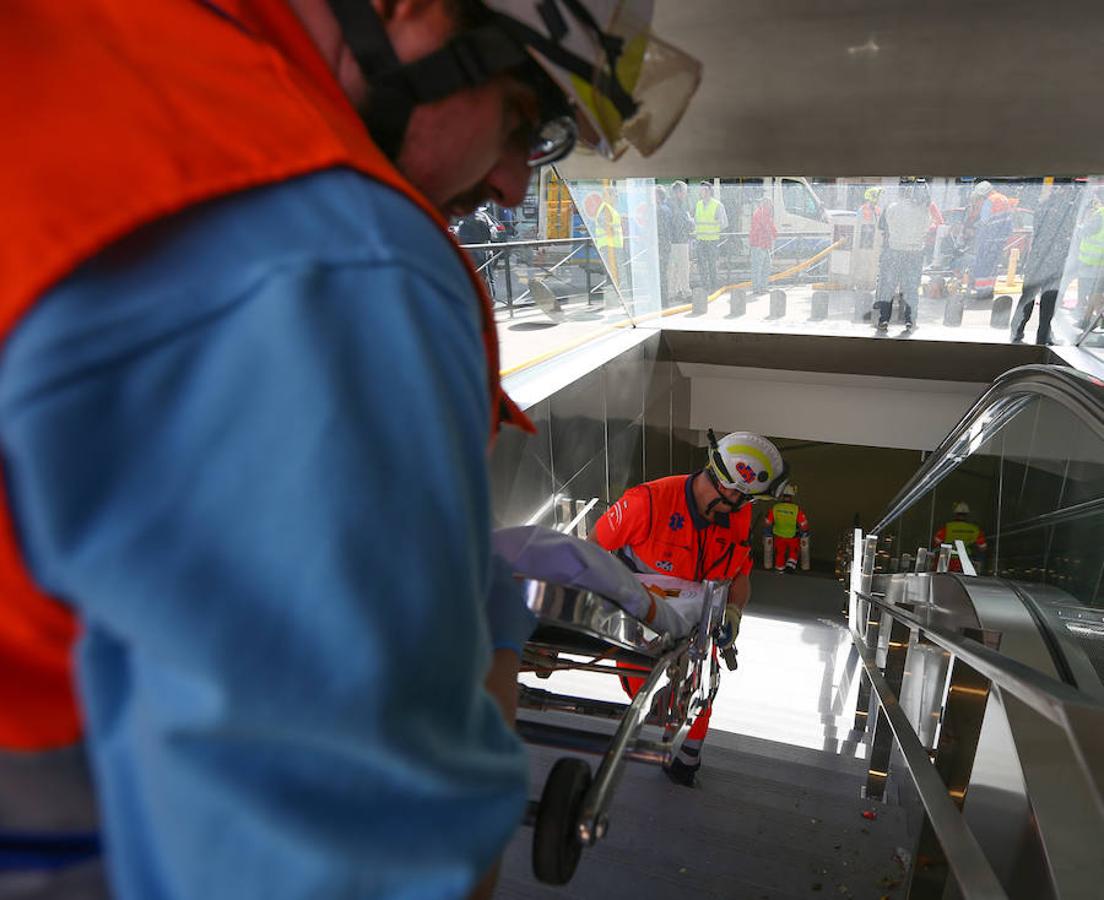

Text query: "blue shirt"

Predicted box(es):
[0, 169, 528, 898]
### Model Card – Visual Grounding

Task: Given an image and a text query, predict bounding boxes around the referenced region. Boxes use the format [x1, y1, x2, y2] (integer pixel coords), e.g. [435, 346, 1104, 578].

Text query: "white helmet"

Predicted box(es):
[952, 501, 971, 517]
[971, 181, 993, 199]
[781, 482, 797, 500]
[326, 0, 701, 164]
[706, 430, 789, 499]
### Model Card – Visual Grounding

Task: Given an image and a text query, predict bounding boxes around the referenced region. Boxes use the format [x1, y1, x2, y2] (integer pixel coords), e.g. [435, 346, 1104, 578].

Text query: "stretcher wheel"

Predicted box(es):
[532, 757, 592, 885]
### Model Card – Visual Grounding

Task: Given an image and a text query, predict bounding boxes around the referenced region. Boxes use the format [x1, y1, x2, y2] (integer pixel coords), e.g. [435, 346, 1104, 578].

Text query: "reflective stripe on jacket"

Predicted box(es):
[0, 0, 530, 754]
[695, 198, 723, 241]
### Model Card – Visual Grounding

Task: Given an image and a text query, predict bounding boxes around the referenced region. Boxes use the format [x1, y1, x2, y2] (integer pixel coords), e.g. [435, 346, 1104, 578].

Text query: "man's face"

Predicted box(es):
[699, 185, 711, 201]
[400, 73, 540, 217]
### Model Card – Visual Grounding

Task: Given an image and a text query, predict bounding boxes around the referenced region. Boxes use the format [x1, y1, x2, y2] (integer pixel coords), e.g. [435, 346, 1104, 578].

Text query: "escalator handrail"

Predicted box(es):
[872, 364, 1104, 535]
[855, 585, 1104, 824]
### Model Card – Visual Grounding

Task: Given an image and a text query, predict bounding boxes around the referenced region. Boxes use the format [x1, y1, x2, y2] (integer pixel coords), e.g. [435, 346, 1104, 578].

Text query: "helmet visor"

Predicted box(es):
[565, 31, 701, 160]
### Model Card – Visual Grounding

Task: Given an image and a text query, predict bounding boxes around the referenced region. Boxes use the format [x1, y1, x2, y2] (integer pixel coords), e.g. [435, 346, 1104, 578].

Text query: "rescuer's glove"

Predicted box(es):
[716, 605, 743, 671]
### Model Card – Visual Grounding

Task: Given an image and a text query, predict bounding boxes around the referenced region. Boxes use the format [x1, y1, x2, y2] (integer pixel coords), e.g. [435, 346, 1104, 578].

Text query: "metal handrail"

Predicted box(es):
[855, 586, 1104, 822]
[872, 364, 1104, 535]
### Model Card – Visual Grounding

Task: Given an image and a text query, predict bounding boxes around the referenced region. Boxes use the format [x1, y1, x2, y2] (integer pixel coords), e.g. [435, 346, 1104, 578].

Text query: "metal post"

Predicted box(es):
[503, 246, 514, 318]
[585, 240, 594, 307]
[936, 543, 953, 573]
[865, 616, 911, 801]
[915, 547, 930, 573]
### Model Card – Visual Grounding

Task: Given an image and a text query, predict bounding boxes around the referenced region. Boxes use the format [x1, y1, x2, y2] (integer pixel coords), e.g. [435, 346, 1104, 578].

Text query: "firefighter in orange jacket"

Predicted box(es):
[592, 430, 790, 785]
[765, 483, 810, 572]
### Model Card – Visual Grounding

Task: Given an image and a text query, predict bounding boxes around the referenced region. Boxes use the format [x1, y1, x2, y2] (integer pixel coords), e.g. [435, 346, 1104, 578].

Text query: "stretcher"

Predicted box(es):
[494, 526, 729, 885]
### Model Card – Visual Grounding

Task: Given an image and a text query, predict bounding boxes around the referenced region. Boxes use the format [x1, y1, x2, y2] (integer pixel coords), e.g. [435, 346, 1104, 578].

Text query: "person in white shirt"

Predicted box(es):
[875, 179, 931, 332]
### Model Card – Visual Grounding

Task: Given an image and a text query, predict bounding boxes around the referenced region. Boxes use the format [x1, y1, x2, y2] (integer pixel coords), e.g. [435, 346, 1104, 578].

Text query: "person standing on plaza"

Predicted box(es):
[1011, 182, 1078, 344]
[1074, 190, 1104, 332]
[656, 184, 674, 306]
[695, 180, 728, 295]
[852, 186, 884, 291]
[668, 180, 695, 303]
[595, 183, 625, 289]
[874, 180, 930, 333]
[967, 180, 1017, 298]
[749, 195, 777, 295]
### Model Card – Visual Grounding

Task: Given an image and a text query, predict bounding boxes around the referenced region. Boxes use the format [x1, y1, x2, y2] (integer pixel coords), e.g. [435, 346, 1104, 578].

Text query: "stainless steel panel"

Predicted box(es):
[606, 420, 644, 503]
[490, 398, 553, 527]
[643, 396, 672, 482]
[603, 342, 646, 429]
[549, 368, 606, 493]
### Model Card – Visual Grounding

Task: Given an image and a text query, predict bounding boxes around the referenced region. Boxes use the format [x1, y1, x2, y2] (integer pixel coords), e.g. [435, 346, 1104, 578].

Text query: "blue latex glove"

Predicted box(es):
[486, 553, 537, 657]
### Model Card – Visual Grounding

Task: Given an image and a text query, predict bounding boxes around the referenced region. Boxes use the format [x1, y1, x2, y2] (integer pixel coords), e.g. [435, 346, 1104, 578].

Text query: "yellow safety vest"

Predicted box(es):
[595, 201, 624, 250]
[771, 502, 800, 539]
[943, 520, 981, 546]
[1079, 207, 1104, 267]
[695, 198, 722, 241]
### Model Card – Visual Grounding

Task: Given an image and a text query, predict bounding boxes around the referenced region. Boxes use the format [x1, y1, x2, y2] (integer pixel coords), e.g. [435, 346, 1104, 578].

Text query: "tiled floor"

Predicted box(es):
[519, 571, 868, 756]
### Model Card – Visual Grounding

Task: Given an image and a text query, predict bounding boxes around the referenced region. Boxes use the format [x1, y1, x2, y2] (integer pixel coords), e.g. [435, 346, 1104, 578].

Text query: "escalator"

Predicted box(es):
[500, 364, 1104, 899]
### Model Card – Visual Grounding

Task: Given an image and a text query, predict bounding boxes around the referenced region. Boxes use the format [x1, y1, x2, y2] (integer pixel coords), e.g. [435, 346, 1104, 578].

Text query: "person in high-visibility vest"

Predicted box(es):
[933, 502, 988, 573]
[1075, 192, 1104, 331]
[595, 185, 625, 287]
[852, 186, 884, 290]
[765, 484, 810, 572]
[694, 180, 728, 293]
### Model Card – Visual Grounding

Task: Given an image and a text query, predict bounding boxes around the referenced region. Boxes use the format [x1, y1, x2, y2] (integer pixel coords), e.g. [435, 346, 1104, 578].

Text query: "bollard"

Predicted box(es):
[990, 294, 1013, 328]
[853, 291, 874, 323]
[810, 291, 829, 321]
[769, 289, 787, 319]
[728, 288, 747, 318]
[690, 288, 708, 316]
[943, 294, 964, 327]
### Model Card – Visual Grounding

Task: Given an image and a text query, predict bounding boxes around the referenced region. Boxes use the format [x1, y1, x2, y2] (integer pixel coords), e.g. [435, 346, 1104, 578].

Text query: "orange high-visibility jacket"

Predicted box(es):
[594, 475, 754, 582]
[0, 0, 530, 751]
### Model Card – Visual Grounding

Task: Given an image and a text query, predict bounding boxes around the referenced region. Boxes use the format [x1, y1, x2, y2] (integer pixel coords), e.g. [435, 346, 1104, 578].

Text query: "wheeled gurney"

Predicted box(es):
[494, 527, 730, 885]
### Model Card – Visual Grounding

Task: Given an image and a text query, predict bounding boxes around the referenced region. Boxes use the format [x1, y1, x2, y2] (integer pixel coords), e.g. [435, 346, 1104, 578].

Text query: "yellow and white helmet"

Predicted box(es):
[706, 430, 790, 500]
[326, 0, 701, 163]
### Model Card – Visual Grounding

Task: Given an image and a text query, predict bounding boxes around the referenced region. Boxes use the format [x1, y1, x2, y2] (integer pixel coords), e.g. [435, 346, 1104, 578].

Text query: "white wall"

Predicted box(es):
[684, 364, 988, 451]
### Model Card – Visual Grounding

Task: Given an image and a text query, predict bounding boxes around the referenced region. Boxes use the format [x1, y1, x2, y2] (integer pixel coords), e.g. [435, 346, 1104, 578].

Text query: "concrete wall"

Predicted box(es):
[686, 365, 988, 452]
[559, 0, 1104, 178]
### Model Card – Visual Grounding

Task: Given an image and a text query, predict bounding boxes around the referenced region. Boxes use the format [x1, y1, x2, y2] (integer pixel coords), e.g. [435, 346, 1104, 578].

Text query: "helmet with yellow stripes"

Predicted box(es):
[706, 430, 789, 500]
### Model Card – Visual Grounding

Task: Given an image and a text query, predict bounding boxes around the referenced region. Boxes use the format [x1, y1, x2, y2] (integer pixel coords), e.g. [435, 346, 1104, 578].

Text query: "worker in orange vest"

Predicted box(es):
[765, 483, 810, 572]
[593, 430, 791, 785]
[967, 180, 1018, 297]
[0, 2, 701, 896]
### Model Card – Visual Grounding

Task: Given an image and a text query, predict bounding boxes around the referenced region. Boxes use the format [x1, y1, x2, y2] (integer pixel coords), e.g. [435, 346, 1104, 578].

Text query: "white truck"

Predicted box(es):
[713, 177, 850, 272]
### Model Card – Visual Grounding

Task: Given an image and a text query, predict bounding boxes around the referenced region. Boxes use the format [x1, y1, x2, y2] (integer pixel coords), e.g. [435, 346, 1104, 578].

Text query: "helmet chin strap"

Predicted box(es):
[702, 468, 749, 517]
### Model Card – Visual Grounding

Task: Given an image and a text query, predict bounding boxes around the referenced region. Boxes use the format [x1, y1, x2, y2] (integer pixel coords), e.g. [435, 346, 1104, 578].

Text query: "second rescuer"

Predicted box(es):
[590, 431, 790, 785]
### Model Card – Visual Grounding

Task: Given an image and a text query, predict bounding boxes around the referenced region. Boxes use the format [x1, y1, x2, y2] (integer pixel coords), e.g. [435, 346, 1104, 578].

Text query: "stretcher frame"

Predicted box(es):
[516, 576, 729, 884]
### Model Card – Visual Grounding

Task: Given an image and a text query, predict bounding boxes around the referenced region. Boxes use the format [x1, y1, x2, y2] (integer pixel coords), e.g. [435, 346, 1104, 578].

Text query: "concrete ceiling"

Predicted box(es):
[559, 0, 1104, 179]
